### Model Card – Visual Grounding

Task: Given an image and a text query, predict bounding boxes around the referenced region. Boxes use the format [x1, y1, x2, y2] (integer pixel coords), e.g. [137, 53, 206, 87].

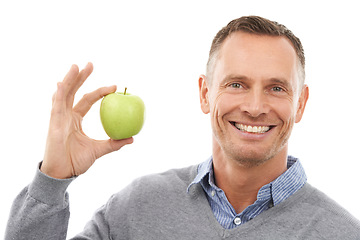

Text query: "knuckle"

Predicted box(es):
[96, 87, 106, 98]
[50, 105, 61, 116]
[82, 93, 92, 104]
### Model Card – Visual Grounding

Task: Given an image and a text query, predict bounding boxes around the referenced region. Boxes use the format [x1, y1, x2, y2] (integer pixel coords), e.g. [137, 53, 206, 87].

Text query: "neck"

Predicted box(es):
[212, 141, 288, 214]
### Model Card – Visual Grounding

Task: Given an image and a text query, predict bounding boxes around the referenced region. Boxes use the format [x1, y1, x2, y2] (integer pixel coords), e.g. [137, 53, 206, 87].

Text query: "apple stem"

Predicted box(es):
[124, 87, 127, 95]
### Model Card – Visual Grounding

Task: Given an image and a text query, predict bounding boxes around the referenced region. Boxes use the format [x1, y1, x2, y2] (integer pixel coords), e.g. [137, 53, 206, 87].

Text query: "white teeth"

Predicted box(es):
[234, 123, 270, 133]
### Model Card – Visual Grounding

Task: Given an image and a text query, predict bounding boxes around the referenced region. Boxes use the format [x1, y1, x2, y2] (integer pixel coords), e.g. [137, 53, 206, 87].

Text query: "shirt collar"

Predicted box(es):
[187, 157, 212, 192]
[271, 155, 307, 205]
[187, 155, 307, 206]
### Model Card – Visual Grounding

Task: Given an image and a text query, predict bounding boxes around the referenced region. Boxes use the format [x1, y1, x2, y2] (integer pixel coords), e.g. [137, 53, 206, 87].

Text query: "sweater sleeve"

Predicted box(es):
[5, 164, 74, 240]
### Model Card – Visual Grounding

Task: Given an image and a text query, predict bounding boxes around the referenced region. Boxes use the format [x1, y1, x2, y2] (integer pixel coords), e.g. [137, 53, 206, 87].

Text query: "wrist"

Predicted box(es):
[40, 161, 73, 179]
[29, 162, 75, 205]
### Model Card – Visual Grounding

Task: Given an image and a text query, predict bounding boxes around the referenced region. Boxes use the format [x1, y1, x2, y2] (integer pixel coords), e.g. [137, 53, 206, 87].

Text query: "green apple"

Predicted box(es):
[100, 88, 145, 140]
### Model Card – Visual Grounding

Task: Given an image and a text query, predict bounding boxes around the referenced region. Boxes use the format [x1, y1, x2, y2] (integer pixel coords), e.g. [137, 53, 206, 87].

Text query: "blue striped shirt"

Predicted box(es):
[188, 156, 307, 229]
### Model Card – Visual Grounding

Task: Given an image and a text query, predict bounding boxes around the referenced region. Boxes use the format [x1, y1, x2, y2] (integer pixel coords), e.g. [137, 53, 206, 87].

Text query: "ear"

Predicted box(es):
[295, 84, 309, 123]
[199, 74, 210, 114]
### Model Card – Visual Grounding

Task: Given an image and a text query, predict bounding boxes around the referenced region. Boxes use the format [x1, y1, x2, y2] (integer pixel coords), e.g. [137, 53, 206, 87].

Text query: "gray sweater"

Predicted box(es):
[5, 164, 360, 239]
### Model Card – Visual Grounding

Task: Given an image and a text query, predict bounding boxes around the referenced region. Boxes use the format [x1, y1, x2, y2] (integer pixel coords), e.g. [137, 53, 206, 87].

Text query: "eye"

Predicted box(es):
[229, 83, 242, 89]
[272, 86, 284, 92]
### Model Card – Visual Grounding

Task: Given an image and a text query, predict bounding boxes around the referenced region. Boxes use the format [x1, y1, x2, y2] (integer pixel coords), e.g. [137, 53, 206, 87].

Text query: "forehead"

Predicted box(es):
[213, 32, 299, 87]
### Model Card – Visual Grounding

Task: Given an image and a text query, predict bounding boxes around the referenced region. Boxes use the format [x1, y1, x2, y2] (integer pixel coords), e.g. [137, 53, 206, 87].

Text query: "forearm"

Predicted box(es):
[5, 164, 74, 240]
[5, 64, 132, 240]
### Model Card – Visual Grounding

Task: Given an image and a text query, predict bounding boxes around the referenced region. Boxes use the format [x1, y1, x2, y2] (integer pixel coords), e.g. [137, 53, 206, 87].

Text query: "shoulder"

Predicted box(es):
[266, 183, 360, 239]
[304, 184, 359, 222]
[108, 164, 199, 207]
[295, 183, 360, 238]
[101, 164, 199, 229]
[134, 164, 198, 193]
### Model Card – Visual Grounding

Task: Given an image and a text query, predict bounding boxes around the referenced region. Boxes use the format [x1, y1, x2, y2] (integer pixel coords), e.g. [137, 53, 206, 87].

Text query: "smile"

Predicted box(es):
[231, 122, 272, 134]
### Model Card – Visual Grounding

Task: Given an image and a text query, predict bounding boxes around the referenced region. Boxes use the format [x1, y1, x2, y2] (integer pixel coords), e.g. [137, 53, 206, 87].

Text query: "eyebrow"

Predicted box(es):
[220, 74, 248, 85]
[267, 78, 293, 91]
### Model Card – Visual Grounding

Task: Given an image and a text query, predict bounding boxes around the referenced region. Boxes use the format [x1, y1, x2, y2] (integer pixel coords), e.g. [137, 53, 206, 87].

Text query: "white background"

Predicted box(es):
[1, 0, 359, 237]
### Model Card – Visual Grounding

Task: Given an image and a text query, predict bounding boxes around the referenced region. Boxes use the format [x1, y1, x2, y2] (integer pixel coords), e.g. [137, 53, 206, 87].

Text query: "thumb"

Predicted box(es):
[95, 137, 134, 158]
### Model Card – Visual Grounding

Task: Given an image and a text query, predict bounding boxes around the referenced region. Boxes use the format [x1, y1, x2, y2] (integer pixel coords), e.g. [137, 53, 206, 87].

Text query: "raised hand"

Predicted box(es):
[41, 63, 133, 179]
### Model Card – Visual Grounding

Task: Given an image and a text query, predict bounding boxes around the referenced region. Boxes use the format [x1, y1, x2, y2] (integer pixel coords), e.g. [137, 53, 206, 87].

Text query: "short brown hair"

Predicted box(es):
[206, 16, 305, 86]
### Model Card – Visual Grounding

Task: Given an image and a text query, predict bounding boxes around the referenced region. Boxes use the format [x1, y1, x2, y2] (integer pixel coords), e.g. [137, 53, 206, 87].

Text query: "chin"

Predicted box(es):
[226, 143, 285, 168]
[232, 153, 272, 168]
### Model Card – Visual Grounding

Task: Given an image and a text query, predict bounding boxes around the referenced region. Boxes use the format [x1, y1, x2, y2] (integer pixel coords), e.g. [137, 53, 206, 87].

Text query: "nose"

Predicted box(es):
[240, 90, 270, 118]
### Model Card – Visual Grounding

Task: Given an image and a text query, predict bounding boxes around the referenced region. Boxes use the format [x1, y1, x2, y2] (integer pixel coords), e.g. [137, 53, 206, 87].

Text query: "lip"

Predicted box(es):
[229, 121, 276, 140]
[230, 121, 273, 127]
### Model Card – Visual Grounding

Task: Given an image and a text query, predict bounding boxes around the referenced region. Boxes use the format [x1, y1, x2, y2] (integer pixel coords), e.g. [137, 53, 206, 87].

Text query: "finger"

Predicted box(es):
[50, 82, 67, 127]
[109, 137, 134, 152]
[60, 64, 80, 108]
[68, 62, 94, 96]
[52, 83, 58, 106]
[61, 63, 93, 108]
[62, 64, 80, 93]
[52, 82, 65, 111]
[73, 85, 117, 117]
[94, 137, 134, 159]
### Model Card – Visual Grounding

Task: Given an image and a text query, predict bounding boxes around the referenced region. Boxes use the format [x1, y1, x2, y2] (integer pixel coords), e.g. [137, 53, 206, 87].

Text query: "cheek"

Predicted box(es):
[270, 95, 297, 122]
[277, 104, 294, 123]
[210, 92, 238, 118]
[274, 101, 297, 137]
[209, 92, 236, 129]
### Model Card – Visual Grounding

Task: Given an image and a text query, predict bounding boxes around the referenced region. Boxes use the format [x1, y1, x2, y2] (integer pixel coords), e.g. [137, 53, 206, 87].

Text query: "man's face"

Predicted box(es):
[199, 32, 309, 167]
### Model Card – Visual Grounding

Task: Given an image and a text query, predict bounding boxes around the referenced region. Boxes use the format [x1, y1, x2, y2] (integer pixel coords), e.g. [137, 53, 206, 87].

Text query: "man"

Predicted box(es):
[5, 16, 360, 239]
